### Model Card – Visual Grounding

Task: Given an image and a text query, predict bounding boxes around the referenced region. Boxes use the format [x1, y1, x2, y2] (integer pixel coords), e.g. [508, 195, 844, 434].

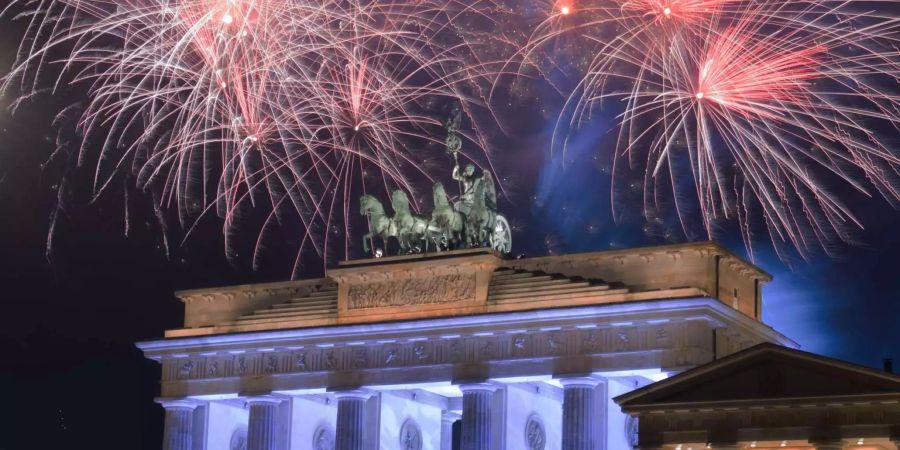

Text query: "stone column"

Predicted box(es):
[160, 400, 198, 450]
[441, 411, 461, 450]
[246, 397, 282, 450]
[335, 390, 373, 450]
[560, 377, 604, 450]
[459, 383, 498, 450]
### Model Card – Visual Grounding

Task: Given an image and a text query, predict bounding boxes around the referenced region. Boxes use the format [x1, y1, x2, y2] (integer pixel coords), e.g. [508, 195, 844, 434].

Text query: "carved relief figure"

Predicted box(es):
[263, 355, 277, 374]
[179, 361, 194, 378]
[347, 273, 476, 309]
[312, 425, 335, 450]
[399, 419, 423, 450]
[414, 345, 430, 361]
[323, 351, 336, 369]
[524, 414, 546, 450]
[514, 337, 527, 349]
[384, 349, 399, 366]
[352, 348, 368, 368]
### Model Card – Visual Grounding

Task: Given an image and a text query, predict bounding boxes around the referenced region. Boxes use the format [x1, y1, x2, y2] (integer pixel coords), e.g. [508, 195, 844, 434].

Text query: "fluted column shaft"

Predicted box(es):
[161, 400, 198, 450]
[441, 411, 461, 450]
[336, 391, 372, 450]
[561, 377, 603, 450]
[247, 397, 282, 450]
[459, 383, 498, 450]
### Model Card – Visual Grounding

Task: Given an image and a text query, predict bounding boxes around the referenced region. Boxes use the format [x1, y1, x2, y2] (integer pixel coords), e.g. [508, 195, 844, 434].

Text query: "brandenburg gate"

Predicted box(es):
[138, 242, 792, 450]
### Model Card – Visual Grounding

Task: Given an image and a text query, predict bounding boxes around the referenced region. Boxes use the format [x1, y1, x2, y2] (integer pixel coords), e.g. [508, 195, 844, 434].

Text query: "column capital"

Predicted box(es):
[156, 398, 201, 410]
[336, 392, 371, 450]
[558, 376, 604, 388]
[561, 378, 600, 450]
[442, 411, 462, 423]
[460, 383, 495, 450]
[458, 382, 500, 393]
[161, 401, 198, 450]
[244, 396, 283, 407]
[332, 389, 373, 400]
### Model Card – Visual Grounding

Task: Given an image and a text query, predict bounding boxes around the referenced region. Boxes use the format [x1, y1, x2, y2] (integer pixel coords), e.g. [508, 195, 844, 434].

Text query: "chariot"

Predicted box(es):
[359, 171, 512, 256]
[359, 109, 511, 256]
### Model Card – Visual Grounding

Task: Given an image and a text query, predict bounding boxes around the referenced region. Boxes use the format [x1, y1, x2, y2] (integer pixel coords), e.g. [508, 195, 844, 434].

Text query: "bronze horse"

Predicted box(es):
[359, 194, 397, 255]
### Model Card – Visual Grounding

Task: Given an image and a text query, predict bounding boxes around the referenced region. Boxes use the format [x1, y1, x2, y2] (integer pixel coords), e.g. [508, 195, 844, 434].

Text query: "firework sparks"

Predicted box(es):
[3, 0, 502, 274]
[516, 0, 900, 260]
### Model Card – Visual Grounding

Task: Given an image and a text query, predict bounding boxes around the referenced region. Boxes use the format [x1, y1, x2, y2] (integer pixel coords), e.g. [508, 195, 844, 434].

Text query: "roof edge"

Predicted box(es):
[614, 342, 900, 407]
[174, 277, 332, 301]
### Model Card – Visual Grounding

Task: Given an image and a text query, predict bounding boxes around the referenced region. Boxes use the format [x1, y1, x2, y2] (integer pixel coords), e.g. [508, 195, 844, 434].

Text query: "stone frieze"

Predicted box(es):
[347, 273, 476, 309]
[159, 321, 738, 382]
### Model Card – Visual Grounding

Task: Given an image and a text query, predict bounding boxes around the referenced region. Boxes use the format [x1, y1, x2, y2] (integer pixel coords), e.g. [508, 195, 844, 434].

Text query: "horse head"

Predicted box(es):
[359, 195, 383, 216]
[433, 182, 448, 208]
[471, 177, 486, 210]
[391, 190, 411, 214]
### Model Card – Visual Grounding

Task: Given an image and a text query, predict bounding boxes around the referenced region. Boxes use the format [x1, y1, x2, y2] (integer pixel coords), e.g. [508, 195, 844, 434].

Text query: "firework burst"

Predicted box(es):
[3, 0, 502, 274]
[517, 0, 900, 260]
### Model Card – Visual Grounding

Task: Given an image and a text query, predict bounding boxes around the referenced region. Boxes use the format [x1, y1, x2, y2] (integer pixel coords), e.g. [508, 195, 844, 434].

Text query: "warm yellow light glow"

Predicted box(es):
[695, 92, 704, 99]
[222, 13, 234, 24]
[663, 6, 672, 15]
[560, 5, 571, 15]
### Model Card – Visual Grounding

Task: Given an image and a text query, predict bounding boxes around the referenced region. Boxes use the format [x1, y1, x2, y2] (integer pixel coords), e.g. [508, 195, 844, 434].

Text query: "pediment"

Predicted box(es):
[616, 343, 900, 408]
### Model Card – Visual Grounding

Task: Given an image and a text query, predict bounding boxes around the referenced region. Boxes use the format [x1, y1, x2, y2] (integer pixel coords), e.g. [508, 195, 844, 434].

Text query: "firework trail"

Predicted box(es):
[515, 0, 900, 260]
[2, 0, 503, 274]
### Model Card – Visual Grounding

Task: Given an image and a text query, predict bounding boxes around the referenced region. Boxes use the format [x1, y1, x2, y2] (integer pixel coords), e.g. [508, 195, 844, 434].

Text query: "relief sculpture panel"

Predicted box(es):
[347, 273, 476, 309]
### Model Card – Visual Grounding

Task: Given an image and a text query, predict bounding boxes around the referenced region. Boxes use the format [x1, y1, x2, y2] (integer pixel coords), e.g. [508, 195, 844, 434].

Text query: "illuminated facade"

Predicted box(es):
[139, 242, 794, 450]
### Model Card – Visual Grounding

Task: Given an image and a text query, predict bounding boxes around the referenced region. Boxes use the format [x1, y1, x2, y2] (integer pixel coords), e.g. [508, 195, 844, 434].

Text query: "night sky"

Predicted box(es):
[1, 4, 899, 450]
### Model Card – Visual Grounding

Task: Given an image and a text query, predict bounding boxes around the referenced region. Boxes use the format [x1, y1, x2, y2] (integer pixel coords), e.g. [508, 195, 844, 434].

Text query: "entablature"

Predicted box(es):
[138, 298, 792, 398]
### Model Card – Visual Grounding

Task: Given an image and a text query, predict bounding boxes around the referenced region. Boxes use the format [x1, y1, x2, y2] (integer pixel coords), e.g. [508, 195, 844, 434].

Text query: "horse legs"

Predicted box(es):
[398, 233, 409, 254]
[362, 232, 372, 254]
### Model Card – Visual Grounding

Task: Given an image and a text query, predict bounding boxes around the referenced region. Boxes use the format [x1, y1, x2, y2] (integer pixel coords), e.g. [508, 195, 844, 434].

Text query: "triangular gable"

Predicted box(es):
[616, 343, 900, 408]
